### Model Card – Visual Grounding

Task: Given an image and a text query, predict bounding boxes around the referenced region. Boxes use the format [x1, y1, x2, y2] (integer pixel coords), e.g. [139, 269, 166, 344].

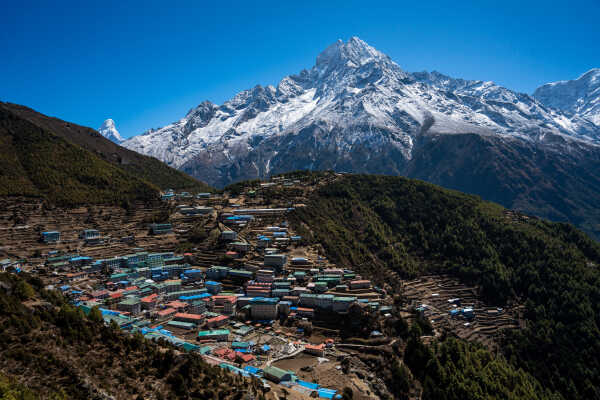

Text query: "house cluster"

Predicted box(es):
[25, 176, 389, 398]
[161, 189, 214, 201]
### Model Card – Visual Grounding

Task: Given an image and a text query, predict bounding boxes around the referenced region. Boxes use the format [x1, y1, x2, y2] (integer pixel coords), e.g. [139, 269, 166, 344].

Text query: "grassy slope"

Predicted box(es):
[1, 102, 212, 192]
[0, 106, 160, 206]
[0, 273, 252, 400]
[291, 173, 600, 400]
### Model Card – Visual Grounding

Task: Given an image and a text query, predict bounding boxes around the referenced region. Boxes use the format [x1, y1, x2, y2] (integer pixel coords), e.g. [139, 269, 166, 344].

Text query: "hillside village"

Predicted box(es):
[0, 172, 522, 400]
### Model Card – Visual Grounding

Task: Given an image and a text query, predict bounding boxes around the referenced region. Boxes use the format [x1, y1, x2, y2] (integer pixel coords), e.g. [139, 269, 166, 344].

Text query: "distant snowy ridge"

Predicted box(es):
[98, 119, 123, 143]
[534, 68, 600, 126]
[122, 37, 600, 186]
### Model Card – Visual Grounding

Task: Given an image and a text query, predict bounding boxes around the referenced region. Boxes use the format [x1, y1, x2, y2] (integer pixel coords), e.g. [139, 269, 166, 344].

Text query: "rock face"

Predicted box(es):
[98, 119, 123, 143]
[534, 68, 600, 126]
[121, 37, 600, 237]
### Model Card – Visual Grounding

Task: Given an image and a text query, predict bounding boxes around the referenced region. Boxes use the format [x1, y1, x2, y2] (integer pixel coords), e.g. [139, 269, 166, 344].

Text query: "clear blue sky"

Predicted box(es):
[1, 0, 599, 138]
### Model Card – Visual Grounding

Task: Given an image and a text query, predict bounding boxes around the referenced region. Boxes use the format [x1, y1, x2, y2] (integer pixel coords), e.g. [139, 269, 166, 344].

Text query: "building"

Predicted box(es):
[278, 301, 291, 316]
[207, 265, 230, 280]
[295, 307, 314, 318]
[206, 315, 229, 328]
[220, 230, 237, 241]
[264, 254, 287, 269]
[150, 223, 173, 235]
[233, 208, 290, 216]
[141, 293, 158, 310]
[332, 297, 356, 313]
[236, 352, 255, 363]
[256, 269, 275, 283]
[299, 293, 317, 308]
[41, 231, 60, 243]
[228, 269, 253, 281]
[167, 320, 196, 330]
[166, 300, 189, 311]
[117, 297, 141, 315]
[180, 206, 213, 216]
[69, 256, 93, 267]
[156, 307, 177, 319]
[349, 280, 371, 290]
[198, 329, 229, 342]
[189, 300, 207, 315]
[230, 242, 250, 253]
[304, 343, 325, 357]
[223, 298, 236, 315]
[250, 297, 278, 320]
[81, 229, 101, 244]
[316, 294, 334, 310]
[263, 366, 293, 383]
[205, 281, 222, 295]
[174, 313, 205, 324]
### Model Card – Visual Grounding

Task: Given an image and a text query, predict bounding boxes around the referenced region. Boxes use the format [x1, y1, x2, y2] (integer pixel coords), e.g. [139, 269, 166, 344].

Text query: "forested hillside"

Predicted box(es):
[0, 105, 159, 206]
[291, 174, 600, 400]
[0, 102, 212, 193]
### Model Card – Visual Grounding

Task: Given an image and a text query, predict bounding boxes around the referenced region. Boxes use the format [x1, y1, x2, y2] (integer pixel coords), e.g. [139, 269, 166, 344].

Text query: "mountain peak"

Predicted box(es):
[315, 36, 388, 69]
[98, 118, 123, 143]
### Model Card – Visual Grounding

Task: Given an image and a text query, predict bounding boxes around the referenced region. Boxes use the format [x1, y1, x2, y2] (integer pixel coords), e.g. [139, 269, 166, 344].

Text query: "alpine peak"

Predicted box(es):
[98, 118, 123, 143]
[316, 36, 389, 69]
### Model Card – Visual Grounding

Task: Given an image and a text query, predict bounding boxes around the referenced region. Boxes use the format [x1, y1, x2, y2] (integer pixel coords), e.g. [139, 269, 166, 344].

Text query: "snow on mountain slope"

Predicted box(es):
[534, 68, 600, 126]
[122, 37, 600, 185]
[98, 119, 123, 143]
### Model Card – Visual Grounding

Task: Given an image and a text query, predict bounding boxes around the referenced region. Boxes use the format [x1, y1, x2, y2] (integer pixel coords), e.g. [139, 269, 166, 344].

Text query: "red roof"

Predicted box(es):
[207, 315, 229, 323]
[214, 348, 237, 361]
[124, 286, 138, 291]
[236, 352, 255, 363]
[109, 292, 123, 299]
[305, 343, 325, 350]
[156, 308, 176, 316]
[296, 307, 314, 312]
[212, 295, 237, 304]
[141, 293, 158, 302]
[174, 312, 205, 321]
[166, 301, 189, 309]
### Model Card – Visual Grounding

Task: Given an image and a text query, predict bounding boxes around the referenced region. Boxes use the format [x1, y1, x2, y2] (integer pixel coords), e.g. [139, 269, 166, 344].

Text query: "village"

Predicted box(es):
[0, 174, 520, 400]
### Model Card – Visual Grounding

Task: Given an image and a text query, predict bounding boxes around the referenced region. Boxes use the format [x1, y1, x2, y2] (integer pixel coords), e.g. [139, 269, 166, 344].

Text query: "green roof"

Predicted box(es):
[333, 296, 356, 302]
[119, 297, 141, 305]
[167, 320, 196, 329]
[198, 329, 230, 337]
[264, 365, 292, 379]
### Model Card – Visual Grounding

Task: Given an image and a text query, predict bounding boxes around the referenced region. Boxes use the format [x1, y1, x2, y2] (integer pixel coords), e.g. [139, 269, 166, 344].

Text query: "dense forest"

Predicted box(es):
[291, 173, 600, 400]
[0, 273, 256, 400]
[0, 105, 161, 206]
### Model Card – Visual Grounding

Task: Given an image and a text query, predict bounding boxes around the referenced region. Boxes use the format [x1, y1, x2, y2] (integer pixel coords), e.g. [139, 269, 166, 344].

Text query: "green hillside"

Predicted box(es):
[291, 173, 600, 400]
[0, 105, 160, 206]
[0, 102, 212, 193]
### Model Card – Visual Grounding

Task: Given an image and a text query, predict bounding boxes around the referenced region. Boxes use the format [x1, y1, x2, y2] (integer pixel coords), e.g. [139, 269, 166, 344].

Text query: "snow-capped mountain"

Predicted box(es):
[98, 119, 123, 143]
[534, 68, 600, 126]
[123, 37, 599, 188]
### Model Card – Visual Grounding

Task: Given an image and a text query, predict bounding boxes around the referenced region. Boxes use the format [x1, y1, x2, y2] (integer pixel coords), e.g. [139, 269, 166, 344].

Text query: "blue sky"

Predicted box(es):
[1, 0, 599, 138]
